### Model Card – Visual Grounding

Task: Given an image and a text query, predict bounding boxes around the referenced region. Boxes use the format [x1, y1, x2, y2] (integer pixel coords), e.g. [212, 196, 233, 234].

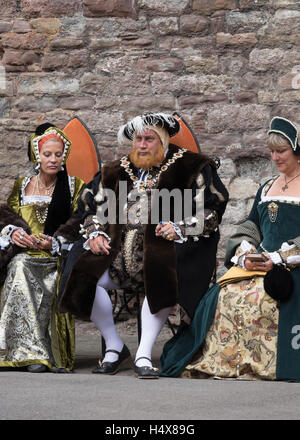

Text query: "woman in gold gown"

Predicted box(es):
[0, 123, 84, 372]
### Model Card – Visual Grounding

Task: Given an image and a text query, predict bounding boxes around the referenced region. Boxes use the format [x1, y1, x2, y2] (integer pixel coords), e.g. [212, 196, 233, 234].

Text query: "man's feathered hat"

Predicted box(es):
[117, 112, 181, 144]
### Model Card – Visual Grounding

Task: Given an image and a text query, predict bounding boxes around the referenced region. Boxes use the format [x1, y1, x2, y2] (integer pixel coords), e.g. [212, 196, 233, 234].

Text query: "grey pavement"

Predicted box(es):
[1, 322, 300, 421]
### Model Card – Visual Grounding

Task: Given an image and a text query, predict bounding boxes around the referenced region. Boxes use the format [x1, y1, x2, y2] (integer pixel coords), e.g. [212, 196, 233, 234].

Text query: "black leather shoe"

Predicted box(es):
[92, 344, 131, 375]
[134, 357, 159, 379]
[27, 364, 47, 373]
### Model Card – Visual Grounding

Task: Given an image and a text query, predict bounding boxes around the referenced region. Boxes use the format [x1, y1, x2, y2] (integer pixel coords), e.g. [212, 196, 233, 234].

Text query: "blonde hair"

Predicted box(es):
[268, 132, 291, 149]
[149, 126, 170, 150]
[133, 125, 170, 150]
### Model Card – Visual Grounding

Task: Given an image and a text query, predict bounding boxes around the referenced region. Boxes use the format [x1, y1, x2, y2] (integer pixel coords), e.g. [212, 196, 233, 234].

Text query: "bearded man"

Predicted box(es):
[59, 113, 228, 378]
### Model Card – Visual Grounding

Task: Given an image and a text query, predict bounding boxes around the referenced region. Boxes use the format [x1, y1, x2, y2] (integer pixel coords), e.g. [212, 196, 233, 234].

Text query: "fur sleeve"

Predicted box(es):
[0, 204, 31, 285]
[0, 204, 31, 233]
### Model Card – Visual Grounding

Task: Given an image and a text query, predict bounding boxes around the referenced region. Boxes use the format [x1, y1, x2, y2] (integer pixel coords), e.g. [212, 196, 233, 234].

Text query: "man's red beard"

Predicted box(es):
[129, 145, 165, 169]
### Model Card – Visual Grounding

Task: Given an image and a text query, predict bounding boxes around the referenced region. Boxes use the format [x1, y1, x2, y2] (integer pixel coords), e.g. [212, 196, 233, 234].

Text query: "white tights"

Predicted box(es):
[90, 270, 172, 366]
[134, 296, 172, 367]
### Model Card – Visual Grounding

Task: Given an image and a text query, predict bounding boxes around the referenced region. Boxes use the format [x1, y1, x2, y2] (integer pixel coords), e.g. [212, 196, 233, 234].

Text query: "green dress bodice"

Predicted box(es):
[258, 199, 300, 252]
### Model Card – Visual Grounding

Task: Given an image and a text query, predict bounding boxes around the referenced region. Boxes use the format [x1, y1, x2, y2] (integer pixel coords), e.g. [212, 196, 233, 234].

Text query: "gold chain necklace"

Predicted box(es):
[120, 148, 187, 192]
[281, 171, 300, 192]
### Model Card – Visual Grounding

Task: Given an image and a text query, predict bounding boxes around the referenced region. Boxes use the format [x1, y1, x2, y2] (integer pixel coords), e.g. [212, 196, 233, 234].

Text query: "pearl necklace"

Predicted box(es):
[37, 174, 57, 196]
[32, 174, 56, 224]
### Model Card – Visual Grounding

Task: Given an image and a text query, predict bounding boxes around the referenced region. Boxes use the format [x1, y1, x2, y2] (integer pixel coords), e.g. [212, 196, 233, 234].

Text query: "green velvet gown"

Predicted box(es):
[160, 183, 300, 381]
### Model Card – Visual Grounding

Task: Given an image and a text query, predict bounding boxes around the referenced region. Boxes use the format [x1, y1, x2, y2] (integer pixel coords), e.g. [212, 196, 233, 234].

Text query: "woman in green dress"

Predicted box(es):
[160, 116, 300, 381]
[0, 123, 84, 372]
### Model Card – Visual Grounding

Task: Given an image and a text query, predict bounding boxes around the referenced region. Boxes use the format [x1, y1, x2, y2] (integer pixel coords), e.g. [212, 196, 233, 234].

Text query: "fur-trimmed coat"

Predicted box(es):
[59, 145, 229, 321]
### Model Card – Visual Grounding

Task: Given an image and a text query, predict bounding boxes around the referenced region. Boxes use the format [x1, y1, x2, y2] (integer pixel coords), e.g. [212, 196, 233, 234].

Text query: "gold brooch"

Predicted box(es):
[267, 202, 278, 223]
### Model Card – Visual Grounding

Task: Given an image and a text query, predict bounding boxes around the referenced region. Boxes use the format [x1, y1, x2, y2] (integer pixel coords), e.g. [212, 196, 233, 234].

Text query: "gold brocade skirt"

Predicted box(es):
[182, 276, 279, 380]
[0, 253, 75, 371]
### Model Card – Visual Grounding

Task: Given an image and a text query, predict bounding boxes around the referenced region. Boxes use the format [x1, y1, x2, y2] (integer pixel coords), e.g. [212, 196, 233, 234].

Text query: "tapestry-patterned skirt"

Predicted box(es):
[0, 253, 59, 370]
[182, 276, 279, 380]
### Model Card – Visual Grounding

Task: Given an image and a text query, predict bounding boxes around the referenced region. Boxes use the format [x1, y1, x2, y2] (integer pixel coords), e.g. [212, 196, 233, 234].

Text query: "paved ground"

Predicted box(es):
[1, 320, 300, 422]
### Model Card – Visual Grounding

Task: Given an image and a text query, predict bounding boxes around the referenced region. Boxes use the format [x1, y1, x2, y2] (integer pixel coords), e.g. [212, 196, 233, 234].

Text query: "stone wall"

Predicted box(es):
[1, 0, 300, 267]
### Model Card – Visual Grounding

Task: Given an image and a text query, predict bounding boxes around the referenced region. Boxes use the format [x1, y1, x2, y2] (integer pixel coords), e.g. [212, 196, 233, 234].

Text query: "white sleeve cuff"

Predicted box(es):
[169, 221, 187, 244]
[281, 242, 296, 252]
[83, 231, 111, 250]
[56, 235, 75, 255]
[1, 224, 21, 245]
[230, 240, 254, 265]
[268, 251, 283, 265]
[50, 236, 61, 256]
[287, 255, 300, 264]
[0, 236, 10, 250]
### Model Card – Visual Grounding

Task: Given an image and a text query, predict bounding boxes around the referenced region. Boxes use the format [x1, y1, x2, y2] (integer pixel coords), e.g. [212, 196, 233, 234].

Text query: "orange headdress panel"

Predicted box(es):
[171, 113, 201, 153]
[38, 134, 63, 150]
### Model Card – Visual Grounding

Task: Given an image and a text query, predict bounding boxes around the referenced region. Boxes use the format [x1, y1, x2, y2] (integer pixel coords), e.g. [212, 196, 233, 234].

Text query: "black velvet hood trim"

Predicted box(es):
[44, 168, 71, 236]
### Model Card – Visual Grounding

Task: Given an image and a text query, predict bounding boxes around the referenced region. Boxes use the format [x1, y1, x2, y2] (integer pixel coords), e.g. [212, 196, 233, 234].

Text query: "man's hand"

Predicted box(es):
[155, 222, 180, 241]
[89, 235, 111, 255]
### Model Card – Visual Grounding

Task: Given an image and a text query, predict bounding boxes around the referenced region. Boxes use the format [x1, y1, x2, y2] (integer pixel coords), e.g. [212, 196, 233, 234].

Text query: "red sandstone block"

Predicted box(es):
[83, 0, 137, 18]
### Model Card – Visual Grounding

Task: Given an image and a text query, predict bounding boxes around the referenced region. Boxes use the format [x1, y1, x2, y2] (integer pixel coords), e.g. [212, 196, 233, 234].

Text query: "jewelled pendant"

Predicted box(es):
[267, 202, 278, 223]
[35, 202, 49, 224]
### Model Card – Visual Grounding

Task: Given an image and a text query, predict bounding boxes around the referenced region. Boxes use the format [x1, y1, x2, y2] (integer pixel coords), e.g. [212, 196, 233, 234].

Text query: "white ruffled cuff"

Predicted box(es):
[281, 242, 296, 252]
[0, 236, 10, 250]
[83, 231, 111, 250]
[268, 251, 283, 265]
[230, 240, 254, 266]
[166, 221, 187, 244]
[50, 236, 61, 256]
[1, 224, 21, 246]
[56, 235, 74, 254]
